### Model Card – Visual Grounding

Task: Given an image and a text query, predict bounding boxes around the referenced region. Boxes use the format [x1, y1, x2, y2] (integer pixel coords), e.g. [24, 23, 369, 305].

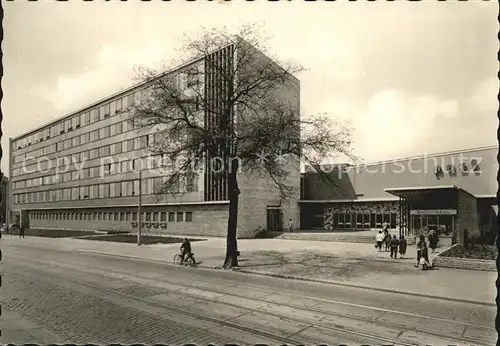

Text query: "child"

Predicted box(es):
[419, 256, 429, 270]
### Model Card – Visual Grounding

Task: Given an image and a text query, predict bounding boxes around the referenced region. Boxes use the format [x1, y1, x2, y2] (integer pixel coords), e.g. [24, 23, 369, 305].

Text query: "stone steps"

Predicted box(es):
[266, 232, 376, 243]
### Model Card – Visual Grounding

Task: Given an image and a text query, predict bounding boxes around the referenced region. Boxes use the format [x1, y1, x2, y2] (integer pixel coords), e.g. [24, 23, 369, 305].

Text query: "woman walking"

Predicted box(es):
[399, 235, 407, 259]
[415, 235, 426, 268]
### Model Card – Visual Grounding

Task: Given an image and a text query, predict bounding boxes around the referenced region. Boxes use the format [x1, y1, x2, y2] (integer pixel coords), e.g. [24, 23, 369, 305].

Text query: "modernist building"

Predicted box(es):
[300, 145, 498, 246]
[8, 40, 301, 237]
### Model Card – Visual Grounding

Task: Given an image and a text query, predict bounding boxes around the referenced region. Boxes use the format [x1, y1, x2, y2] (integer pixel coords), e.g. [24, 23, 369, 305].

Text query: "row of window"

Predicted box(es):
[13, 119, 144, 165]
[14, 69, 203, 154]
[12, 132, 166, 178]
[329, 212, 398, 230]
[30, 210, 193, 223]
[13, 154, 182, 190]
[13, 176, 197, 204]
[14, 93, 138, 152]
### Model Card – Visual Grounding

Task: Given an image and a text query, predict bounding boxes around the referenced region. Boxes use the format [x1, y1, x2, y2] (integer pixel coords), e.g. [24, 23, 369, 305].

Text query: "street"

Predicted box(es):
[1, 239, 497, 345]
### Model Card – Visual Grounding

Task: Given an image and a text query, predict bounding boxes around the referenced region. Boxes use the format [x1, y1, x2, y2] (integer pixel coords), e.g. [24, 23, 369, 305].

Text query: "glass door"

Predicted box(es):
[364, 213, 371, 229]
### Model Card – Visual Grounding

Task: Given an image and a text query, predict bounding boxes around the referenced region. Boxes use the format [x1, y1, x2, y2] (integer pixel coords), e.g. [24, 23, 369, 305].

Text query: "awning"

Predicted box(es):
[384, 185, 459, 199]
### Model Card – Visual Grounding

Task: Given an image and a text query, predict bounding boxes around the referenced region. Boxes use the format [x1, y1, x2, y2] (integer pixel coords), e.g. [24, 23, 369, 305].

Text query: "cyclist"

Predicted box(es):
[180, 237, 193, 263]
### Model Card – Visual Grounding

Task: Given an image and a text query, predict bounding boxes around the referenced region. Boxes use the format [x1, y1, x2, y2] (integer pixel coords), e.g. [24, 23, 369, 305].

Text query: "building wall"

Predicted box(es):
[9, 42, 300, 237]
[303, 146, 497, 201]
[29, 203, 229, 237]
[235, 40, 301, 235]
[454, 189, 480, 245]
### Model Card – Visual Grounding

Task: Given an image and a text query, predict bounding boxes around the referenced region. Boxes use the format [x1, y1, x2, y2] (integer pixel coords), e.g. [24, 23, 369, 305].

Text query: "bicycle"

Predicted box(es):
[173, 252, 197, 267]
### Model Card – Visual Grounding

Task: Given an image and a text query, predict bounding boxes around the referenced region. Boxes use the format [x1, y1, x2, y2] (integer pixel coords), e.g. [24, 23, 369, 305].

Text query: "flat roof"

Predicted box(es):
[384, 185, 466, 199]
[301, 144, 498, 174]
[299, 197, 399, 203]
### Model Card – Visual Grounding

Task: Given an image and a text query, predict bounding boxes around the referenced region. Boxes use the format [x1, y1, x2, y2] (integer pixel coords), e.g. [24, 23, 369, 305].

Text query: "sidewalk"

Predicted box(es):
[3, 235, 496, 305]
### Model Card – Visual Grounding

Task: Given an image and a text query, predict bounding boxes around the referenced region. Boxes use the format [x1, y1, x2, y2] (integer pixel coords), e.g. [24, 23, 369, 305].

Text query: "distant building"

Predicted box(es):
[8, 38, 301, 236]
[0, 175, 7, 224]
[300, 145, 498, 246]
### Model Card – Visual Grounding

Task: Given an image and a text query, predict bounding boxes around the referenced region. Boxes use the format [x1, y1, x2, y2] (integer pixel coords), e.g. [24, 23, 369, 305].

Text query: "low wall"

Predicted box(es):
[433, 244, 496, 271]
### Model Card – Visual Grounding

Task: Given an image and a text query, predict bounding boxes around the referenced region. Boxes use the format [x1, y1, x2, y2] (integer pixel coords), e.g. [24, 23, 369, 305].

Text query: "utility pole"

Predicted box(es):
[137, 169, 142, 246]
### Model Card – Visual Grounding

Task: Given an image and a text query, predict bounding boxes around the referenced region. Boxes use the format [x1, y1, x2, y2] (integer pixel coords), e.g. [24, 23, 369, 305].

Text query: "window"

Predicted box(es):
[125, 139, 134, 152]
[122, 120, 130, 132]
[90, 130, 99, 141]
[185, 212, 193, 222]
[81, 133, 90, 145]
[99, 145, 110, 157]
[186, 173, 196, 192]
[126, 94, 134, 108]
[126, 212, 131, 221]
[132, 212, 137, 221]
[153, 212, 158, 222]
[114, 142, 123, 154]
[134, 136, 147, 150]
[81, 112, 90, 126]
[115, 98, 123, 113]
[168, 212, 175, 222]
[146, 212, 152, 222]
[72, 136, 80, 147]
[91, 109, 99, 123]
[73, 115, 81, 129]
[99, 126, 110, 139]
[176, 212, 184, 222]
[160, 212, 167, 222]
[115, 122, 123, 135]
[100, 104, 111, 119]
[120, 212, 125, 221]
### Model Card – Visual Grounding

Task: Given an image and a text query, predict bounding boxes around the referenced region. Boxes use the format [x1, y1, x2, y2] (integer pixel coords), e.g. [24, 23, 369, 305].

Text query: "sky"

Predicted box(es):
[3, 1, 498, 174]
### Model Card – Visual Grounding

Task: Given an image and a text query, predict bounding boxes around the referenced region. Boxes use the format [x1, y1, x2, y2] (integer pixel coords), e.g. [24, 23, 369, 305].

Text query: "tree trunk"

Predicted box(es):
[223, 167, 240, 269]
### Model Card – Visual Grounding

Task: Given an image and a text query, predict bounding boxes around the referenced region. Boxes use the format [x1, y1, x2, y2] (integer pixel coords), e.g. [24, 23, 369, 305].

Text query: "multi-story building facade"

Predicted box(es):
[8, 39, 301, 237]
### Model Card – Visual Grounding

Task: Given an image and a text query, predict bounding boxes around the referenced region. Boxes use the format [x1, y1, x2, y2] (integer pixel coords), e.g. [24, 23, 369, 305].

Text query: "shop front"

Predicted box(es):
[385, 185, 480, 247]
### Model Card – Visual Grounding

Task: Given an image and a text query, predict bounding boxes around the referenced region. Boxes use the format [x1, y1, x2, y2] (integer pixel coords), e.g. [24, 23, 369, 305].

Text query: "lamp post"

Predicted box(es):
[137, 169, 142, 246]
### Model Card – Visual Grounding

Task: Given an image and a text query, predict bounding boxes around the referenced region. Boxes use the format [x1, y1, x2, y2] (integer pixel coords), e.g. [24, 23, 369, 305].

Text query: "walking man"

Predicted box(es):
[288, 218, 294, 232]
[390, 235, 399, 259]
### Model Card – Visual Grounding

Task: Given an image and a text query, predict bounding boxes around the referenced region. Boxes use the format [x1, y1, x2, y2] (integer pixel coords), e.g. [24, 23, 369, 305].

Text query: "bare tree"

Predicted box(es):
[129, 23, 356, 269]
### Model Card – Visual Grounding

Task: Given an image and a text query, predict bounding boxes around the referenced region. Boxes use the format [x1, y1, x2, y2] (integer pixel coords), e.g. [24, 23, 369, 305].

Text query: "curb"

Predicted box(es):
[78, 249, 495, 307]
[237, 269, 495, 307]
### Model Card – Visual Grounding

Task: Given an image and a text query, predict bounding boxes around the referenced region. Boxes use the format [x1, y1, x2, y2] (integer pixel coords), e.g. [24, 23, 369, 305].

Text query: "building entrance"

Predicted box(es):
[266, 207, 283, 232]
[410, 210, 455, 236]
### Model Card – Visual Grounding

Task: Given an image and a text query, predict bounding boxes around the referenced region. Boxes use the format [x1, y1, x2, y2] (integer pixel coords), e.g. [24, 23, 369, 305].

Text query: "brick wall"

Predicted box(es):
[455, 189, 480, 245]
[235, 43, 301, 237]
[237, 155, 301, 237]
[434, 245, 496, 271]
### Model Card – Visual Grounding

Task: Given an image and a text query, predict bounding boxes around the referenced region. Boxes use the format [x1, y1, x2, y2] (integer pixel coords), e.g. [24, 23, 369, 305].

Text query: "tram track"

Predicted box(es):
[6, 251, 494, 346]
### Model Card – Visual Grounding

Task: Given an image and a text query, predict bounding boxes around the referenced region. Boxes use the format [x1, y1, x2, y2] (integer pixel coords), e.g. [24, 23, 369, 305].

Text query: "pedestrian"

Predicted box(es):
[382, 220, 389, 231]
[428, 229, 438, 253]
[383, 230, 391, 251]
[19, 227, 25, 239]
[415, 235, 426, 268]
[389, 235, 399, 259]
[375, 231, 384, 251]
[398, 235, 407, 259]
[287, 218, 294, 232]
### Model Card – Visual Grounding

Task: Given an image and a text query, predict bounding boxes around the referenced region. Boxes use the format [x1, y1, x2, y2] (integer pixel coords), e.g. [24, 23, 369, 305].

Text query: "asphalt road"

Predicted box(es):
[2, 239, 497, 345]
